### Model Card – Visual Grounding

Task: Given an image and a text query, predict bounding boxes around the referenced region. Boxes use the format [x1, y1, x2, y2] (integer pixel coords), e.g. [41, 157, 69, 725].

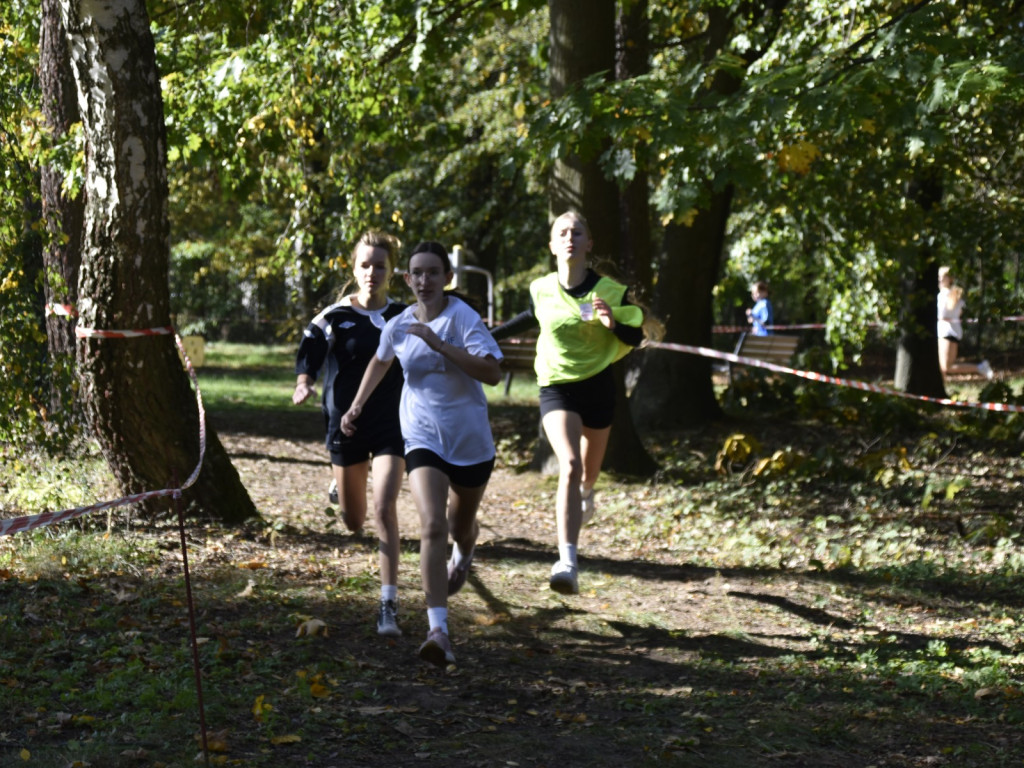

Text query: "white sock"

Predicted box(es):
[380, 584, 397, 602]
[559, 543, 578, 567]
[427, 606, 449, 635]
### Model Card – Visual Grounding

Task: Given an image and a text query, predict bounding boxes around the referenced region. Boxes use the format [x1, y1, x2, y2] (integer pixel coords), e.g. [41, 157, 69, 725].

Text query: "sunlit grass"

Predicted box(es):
[193, 342, 539, 409]
[194, 342, 296, 412]
[203, 341, 294, 370]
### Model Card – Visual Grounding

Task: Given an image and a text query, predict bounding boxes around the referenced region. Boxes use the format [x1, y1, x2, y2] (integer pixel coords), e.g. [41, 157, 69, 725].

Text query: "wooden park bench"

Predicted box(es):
[495, 329, 799, 394]
[727, 332, 800, 386]
[496, 331, 538, 395]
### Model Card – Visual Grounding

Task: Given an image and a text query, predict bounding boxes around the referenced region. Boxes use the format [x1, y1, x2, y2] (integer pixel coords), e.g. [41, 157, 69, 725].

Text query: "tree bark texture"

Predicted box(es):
[548, 0, 618, 249]
[60, 0, 256, 522]
[40, 0, 85, 419]
[631, 5, 752, 430]
[894, 262, 946, 398]
[632, 201, 728, 430]
[894, 172, 947, 397]
[547, 0, 656, 477]
[615, 0, 653, 300]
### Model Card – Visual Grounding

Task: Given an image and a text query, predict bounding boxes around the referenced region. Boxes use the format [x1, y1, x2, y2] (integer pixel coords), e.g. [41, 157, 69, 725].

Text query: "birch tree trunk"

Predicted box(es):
[60, 0, 256, 521]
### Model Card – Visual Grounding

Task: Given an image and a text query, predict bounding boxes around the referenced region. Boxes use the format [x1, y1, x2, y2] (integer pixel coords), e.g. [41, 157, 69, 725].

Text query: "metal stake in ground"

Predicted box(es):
[175, 479, 210, 766]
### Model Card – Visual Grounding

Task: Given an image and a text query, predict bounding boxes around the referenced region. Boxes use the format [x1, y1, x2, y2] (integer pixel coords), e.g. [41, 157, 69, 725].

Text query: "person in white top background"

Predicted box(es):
[937, 266, 994, 381]
[341, 241, 502, 668]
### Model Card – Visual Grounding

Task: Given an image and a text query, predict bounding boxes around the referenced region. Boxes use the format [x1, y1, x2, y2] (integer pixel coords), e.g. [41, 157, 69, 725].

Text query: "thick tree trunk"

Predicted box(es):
[40, 0, 85, 422]
[549, 0, 618, 246]
[615, 0, 653, 298]
[632, 204, 728, 430]
[895, 172, 946, 397]
[630, 5, 749, 430]
[894, 262, 946, 397]
[547, 0, 656, 477]
[61, 0, 256, 522]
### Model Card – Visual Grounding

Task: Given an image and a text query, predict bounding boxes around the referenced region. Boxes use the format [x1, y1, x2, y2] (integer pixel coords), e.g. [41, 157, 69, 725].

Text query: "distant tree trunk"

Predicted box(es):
[547, 0, 656, 477]
[894, 264, 945, 397]
[894, 170, 946, 397]
[632, 207, 727, 430]
[40, 0, 84, 422]
[296, 127, 336, 323]
[61, 0, 257, 522]
[632, 4, 748, 430]
[615, 0, 653, 299]
[549, 0, 618, 245]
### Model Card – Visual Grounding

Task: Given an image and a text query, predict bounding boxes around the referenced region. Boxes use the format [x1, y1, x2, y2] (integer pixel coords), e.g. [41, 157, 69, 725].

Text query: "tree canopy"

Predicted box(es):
[3, 0, 1024, 457]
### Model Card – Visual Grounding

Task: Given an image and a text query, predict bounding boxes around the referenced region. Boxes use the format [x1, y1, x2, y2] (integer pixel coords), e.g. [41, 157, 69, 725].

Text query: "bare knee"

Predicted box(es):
[420, 511, 449, 544]
[448, 510, 478, 544]
[373, 502, 397, 532]
[560, 455, 583, 485]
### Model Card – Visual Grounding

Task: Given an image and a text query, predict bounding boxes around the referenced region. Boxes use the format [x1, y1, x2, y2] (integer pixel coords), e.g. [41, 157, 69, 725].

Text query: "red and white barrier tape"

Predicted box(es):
[76, 325, 175, 338]
[712, 323, 827, 334]
[714, 315, 1024, 334]
[46, 303, 174, 337]
[45, 303, 78, 318]
[648, 341, 1024, 414]
[0, 334, 207, 537]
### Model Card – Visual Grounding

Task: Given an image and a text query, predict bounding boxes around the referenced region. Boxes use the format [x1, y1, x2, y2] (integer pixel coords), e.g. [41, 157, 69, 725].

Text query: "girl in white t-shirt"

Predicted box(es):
[937, 266, 993, 380]
[341, 241, 502, 668]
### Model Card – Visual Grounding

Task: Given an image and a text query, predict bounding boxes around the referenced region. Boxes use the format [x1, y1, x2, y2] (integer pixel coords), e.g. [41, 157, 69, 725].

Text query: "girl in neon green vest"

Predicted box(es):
[492, 211, 647, 595]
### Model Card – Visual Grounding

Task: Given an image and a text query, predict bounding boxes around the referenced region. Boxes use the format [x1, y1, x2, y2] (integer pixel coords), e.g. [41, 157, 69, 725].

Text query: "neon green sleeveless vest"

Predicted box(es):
[530, 273, 643, 386]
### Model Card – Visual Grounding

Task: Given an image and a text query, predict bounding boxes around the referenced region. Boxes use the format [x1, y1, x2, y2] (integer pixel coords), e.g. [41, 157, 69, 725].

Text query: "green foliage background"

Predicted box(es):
[1, 0, 50, 449]
[4, 1, 1024, 453]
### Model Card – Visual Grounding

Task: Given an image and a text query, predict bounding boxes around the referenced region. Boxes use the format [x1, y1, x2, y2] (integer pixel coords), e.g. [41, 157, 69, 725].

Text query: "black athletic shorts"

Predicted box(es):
[405, 448, 495, 489]
[328, 418, 405, 467]
[539, 365, 615, 429]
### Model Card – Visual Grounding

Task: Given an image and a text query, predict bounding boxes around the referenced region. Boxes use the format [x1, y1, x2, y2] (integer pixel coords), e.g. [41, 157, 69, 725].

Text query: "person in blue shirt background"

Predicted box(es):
[746, 281, 773, 336]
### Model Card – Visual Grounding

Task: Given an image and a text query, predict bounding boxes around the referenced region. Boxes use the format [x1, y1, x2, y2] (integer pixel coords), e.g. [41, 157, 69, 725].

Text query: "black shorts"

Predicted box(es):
[539, 366, 615, 429]
[327, 417, 404, 467]
[943, 335, 960, 343]
[405, 449, 494, 488]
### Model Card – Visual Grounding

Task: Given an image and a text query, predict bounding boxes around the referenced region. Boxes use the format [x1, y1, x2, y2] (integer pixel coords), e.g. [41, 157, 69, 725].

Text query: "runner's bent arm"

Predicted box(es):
[340, 356, 394, 435]
[405, 323, 502, 386]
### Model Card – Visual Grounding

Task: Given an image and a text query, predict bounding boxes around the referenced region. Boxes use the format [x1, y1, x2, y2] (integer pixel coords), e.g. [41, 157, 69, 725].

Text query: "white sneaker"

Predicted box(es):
[978, 360, 994, 380]
[549, 561, 579, 595]
[580, 486, 596, 525]
[328, 478, 339, 504]
[376, 599, 402, 637]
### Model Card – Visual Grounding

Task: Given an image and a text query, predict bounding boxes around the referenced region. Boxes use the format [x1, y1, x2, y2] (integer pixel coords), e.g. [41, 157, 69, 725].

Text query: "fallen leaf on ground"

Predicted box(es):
[295, 618, 328, 637]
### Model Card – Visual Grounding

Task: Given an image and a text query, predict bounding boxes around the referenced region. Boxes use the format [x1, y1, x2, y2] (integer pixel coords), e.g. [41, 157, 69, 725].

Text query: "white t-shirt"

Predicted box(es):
[937, 288, 965, 340]
[377, 296, 502, 466]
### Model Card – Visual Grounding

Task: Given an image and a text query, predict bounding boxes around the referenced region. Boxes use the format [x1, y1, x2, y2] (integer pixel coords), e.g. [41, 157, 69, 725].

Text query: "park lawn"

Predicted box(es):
[1, 344, 1022, 766]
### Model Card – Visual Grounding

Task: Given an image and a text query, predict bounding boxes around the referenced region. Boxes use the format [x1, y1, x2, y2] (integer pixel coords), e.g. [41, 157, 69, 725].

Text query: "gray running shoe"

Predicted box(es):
[376, 599, 402, 637]
[549, 561, 579, 595]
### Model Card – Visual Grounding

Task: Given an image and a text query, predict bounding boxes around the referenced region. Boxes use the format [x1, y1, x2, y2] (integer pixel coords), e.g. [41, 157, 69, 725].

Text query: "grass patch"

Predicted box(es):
[194, 342, 296, 412]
